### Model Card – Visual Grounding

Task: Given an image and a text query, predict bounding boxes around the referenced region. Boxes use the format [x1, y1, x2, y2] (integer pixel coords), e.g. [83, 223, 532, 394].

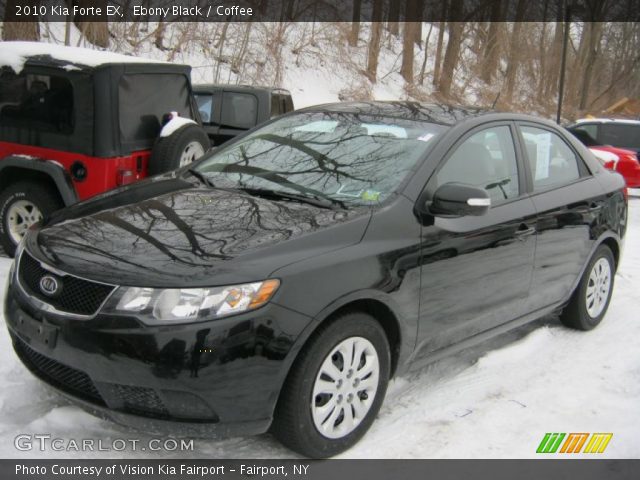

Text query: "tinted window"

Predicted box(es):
[194, 93, 213, 123]
[521, 126, 580, 191]
[119, 74, 191, 143]
[600, 123, 640, 150]
[0, 70, 74, 133]
[569, 127, 599, 147]
[270, 94, 281, 117]
[573, 123, 598, 140]
[436, 126, 519, 203]
[220, 92, 257, 129]
[194, 112, 447, 205]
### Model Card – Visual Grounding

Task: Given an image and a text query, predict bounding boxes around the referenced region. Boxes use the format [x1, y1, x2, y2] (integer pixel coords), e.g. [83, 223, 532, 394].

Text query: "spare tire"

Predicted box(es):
[149, 124, 210, 175]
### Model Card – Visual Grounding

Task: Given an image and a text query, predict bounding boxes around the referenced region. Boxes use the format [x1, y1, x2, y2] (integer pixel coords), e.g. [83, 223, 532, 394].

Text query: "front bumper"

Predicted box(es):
[5, 277, 311, 437]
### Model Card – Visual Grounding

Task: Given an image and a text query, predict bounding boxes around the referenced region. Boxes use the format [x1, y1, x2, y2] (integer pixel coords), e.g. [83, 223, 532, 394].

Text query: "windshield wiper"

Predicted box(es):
[237, 187, 347, 210]
[187, 168, 215, 188]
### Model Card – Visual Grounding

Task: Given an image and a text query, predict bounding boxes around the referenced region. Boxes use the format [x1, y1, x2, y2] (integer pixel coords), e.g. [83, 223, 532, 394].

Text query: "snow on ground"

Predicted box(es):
[0, 194, 639, 459]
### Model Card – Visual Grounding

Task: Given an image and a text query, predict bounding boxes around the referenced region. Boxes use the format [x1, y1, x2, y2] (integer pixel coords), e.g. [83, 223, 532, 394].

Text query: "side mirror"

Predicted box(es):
[429, 182, 491, 217]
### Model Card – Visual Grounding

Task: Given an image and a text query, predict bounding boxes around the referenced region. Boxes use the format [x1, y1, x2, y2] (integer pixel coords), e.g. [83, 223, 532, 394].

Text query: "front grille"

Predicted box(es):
[13, 337, 105, 405]
[110, 384, 169, 418]
[18, 252, 115, 316]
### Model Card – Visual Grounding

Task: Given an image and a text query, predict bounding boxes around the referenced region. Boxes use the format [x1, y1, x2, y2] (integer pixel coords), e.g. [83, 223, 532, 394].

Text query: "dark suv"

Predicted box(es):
[5, 102, 626, 458]
[193, 84, 294, 146]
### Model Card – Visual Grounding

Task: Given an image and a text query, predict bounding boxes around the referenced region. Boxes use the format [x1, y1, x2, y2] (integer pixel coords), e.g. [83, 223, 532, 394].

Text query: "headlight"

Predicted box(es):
[106, 279, 280, 324]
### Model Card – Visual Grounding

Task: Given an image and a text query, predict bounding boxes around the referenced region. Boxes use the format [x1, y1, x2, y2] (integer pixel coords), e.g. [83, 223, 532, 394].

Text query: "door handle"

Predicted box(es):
[515, 224, 536, 239]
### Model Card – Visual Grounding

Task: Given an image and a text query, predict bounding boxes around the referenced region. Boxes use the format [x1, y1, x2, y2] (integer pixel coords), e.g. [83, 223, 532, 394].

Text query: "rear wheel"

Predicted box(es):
[560, 244, 615, 331]
[271, 312, 390, 458]
[0, 182, 63, 256]
[149, 124, 209, 175]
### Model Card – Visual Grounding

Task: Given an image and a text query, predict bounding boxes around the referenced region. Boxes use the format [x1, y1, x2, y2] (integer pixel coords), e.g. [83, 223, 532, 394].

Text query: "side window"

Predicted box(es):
[0, 70, 74, 133]
[270, 94, 281, 117]
[435, 125, 519, 203]
[220, 92, 258, 129]
[600, 124, 640, 150]
[520, 126, 581, 191]
[194, 93, 213, 123]
[574, 123, 598, 142]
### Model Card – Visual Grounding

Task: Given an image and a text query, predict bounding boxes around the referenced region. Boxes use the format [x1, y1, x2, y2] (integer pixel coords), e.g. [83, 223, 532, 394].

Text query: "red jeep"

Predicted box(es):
[0, 42, 209, 255]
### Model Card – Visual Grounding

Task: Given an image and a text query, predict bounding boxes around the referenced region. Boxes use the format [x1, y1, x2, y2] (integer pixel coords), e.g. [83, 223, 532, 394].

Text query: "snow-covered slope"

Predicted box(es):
[0, 193, 639, 459]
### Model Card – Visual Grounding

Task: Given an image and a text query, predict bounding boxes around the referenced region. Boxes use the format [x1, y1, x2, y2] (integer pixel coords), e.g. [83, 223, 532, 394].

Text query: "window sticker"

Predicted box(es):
[361, 190, 381, 201]
[294, 120, 339, 133]
[363, 124, 408, 138]
[535, 132, 552, 180]
[417, 132, 435, 142]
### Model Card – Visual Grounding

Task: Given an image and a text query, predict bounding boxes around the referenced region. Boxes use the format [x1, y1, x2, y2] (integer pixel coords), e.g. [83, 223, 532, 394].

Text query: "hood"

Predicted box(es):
[29, 178, 370, 287]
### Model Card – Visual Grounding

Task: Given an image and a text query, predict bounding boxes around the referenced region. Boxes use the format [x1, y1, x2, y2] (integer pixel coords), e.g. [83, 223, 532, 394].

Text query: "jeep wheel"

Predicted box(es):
[0, 182, 63, 257]
[149, 124, 209, 175]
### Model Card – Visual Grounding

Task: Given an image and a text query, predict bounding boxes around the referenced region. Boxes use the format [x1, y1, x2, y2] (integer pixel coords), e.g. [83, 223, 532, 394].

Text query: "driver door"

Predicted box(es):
[415, 123, 538, 357]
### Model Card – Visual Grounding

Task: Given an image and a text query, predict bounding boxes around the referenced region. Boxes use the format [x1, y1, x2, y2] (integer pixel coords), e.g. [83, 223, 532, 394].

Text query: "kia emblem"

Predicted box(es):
[39, 275, 61, 297]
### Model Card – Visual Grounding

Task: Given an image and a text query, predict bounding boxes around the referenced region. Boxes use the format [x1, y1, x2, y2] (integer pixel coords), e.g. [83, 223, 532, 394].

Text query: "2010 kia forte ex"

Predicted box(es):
[5, 102, 627, 458]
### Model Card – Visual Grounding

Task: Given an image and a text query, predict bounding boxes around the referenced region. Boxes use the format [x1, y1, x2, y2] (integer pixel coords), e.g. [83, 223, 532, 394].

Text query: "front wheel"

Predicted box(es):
[0, 182, 63, 257]
[271, 312, 390, 458]
[560, 244, 615, 331]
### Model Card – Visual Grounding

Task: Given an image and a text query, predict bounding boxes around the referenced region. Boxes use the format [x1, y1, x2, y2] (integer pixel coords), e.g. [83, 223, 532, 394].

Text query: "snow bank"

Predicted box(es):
[0, 41, 169, 73]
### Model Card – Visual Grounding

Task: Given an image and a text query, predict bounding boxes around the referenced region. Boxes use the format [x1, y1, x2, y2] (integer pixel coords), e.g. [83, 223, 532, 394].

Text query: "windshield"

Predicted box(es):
[192, 111, 447, 206]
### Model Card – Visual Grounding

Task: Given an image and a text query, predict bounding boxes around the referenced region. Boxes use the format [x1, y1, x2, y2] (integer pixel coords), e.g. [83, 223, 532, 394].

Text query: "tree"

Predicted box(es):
[438, 2, 464, 98]
[72, 0, 109, 48]
[3, 0, 39, 41]
[387, 1, 400, 36]
[480, 1, 503, 83]
[400, 1, 420, 83]
[503, 0, 528, 102]
[365, 0, 384, 81]
[349, 0, 362, 47]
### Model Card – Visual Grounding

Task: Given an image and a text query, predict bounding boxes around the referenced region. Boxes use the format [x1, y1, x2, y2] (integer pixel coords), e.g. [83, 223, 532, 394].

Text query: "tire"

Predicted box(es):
[271, 312, 390, 458]
[560, 244, 615, 331]
[149, 124, 210, 175]
[0, 181, 63, 257]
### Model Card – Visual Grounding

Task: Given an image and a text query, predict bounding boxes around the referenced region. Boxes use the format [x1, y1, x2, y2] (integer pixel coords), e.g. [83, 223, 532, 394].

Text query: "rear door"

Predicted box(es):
[415, 122, 537, 355]
[516, 122, 607, 312]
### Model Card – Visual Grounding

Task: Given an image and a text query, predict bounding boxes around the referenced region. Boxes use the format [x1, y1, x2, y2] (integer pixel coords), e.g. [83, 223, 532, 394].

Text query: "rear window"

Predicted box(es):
[118, 73, 192, 143]
[270, 93, 293, 118]
[220, 92, 257, 129]
[0, 70, 74, 134]
[599, 123, 640, 150]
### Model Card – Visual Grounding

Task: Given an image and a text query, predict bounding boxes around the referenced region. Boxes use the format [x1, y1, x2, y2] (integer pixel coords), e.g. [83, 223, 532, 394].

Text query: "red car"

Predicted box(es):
[0, 42, 209, 255]
[568, 127, 640, 188]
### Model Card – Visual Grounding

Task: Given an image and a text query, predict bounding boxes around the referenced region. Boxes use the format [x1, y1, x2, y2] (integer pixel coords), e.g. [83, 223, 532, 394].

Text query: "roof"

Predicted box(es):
[193, 83, 291, 94]
[299, 101, 491, 126]
[575, 118, 640, 125]
[0, 41, 172, 74]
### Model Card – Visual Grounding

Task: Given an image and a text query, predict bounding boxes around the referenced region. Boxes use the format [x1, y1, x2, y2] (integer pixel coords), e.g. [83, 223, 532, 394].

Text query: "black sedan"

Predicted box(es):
[5, 102, 627, 458]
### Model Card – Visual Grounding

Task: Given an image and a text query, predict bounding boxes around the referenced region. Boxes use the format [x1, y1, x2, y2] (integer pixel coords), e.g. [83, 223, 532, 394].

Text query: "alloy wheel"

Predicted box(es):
[585, 257, 612, 318]
[179, 141, 206, 167]
[311, 336, 380, 439]
[7, 200, 43, 245]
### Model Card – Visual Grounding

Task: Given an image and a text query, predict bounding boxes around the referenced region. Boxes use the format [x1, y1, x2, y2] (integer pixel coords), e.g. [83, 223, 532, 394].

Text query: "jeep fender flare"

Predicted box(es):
[0, 156, 78, 206]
